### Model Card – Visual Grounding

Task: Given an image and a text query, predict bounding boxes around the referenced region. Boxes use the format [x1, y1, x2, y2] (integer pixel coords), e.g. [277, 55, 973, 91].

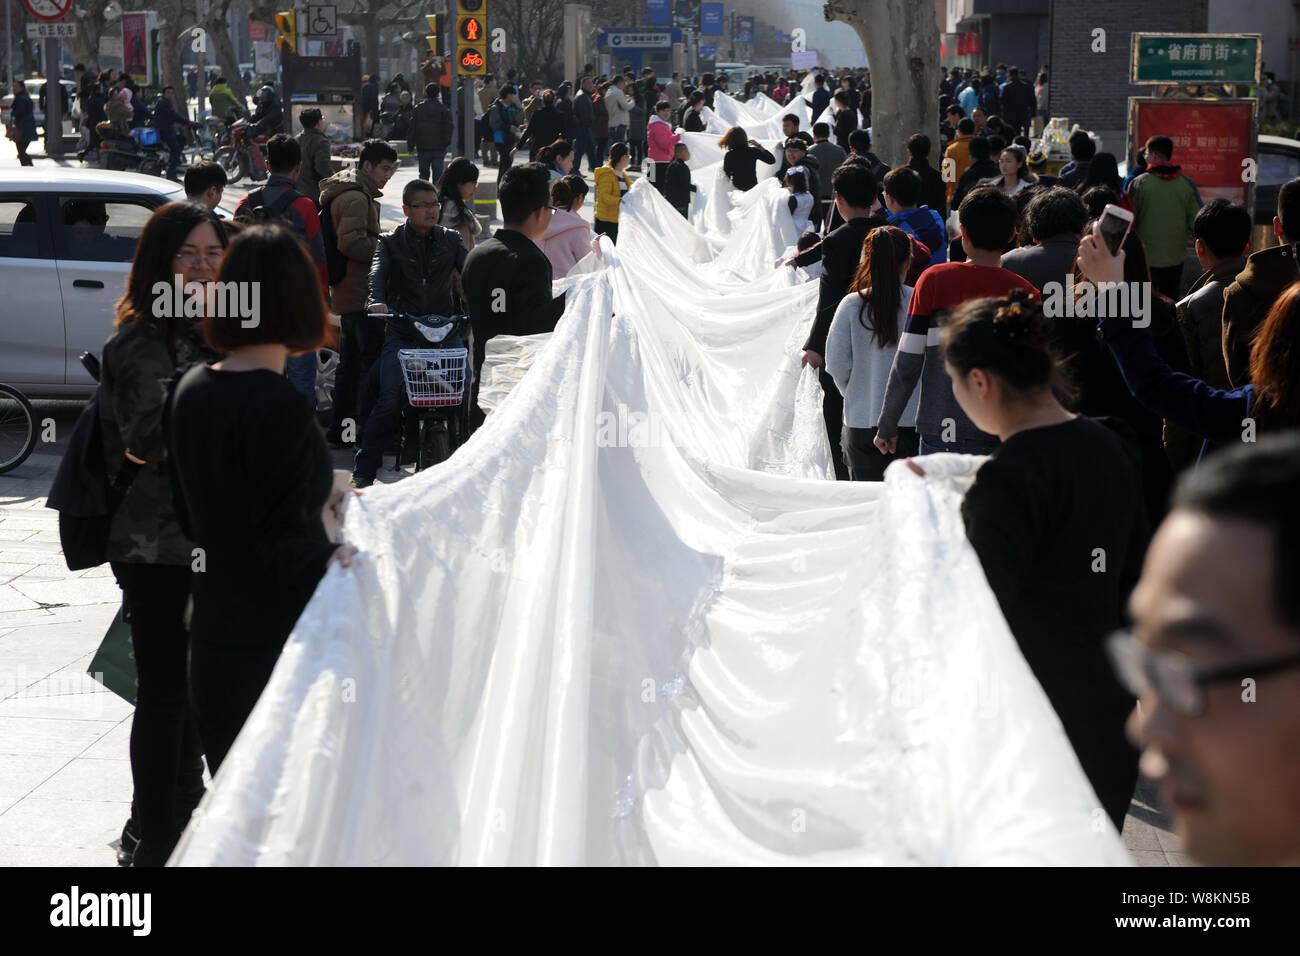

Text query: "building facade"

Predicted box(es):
[1049, 0, 1209, 156]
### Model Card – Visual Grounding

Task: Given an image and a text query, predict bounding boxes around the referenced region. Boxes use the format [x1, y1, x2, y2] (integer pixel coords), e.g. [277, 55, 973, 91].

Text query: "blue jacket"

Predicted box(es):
[888, 206, 948, 269]
[808, 87, 831, 119]
[1100, 312, 1255, 459]
[150, 95, 191, 142]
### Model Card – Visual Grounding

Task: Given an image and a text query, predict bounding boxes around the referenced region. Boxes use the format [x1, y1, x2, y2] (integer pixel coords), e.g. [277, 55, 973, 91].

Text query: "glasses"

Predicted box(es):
[544, 204, 558, 212]
[175, 250, 223, 267]
[1106, 629, 1300, 717]
[407, 201, 440, 210]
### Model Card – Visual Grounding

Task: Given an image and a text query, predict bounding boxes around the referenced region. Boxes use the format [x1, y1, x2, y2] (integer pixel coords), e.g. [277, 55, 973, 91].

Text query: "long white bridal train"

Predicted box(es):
[170, 130, 1131, 865]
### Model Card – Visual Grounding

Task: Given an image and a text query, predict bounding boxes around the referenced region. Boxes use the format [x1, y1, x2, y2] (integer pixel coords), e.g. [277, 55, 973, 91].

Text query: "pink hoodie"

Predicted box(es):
[646, 115, 680, 163]
[540, 208, 593, 278]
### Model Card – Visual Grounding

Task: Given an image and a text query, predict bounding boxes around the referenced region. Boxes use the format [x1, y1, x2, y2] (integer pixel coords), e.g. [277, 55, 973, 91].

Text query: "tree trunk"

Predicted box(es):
[824, 0, 939, 167]
[203, 2, 247, 101]
[157, 2, 188, 98]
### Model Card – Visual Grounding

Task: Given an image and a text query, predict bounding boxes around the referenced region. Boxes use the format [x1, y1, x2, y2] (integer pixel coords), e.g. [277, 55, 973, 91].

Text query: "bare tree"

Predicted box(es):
[824, 0, 939, 166]
[199, 0, 252, 100]
[497, 0, 566, 85]
[64, 0, 114, 73]
[336, 0, 426, 80]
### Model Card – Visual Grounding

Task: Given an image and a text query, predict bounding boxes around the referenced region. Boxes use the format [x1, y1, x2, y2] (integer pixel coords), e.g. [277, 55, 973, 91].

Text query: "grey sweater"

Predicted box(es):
[825, 288, 919, 428]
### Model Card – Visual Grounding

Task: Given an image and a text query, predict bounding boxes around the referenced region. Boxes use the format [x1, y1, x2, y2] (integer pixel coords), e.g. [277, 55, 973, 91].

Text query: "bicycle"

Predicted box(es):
[0, 382, 38, 475]
[393, 313, 472, 471]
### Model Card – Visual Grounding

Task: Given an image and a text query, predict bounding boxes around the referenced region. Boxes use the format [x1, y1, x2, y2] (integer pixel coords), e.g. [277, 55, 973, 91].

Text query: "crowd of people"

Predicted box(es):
[40, 52, 1299, 870]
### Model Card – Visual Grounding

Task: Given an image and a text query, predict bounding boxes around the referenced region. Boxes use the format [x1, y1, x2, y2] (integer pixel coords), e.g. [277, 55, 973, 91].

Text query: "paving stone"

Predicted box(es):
[0, 691, 131, 722]
[29, 758, 133, 803]
[79, 717, 132, 759]
[0, 585, 39, 613]
[0, 843, 118, 867]
[0, 753, 69, 799]
[11, 576, 120, 607]
[0, 716, 118, 756]
[0, 564, 37, 584]
[0, 796, 131, 848]
[1128, 849, 1171, 867]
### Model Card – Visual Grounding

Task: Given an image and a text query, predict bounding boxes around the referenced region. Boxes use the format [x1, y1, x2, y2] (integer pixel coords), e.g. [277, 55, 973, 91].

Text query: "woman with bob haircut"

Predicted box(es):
[168, 224, 356, 772]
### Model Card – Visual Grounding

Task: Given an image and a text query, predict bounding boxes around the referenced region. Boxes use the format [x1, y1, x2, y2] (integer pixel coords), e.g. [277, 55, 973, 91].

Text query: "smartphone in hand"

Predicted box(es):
[1098, 204, 1134, 257]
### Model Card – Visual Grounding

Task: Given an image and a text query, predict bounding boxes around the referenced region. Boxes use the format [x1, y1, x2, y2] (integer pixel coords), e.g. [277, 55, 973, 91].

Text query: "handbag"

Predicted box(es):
[46, 353, 143, 571]
[87, 603, 136, 702]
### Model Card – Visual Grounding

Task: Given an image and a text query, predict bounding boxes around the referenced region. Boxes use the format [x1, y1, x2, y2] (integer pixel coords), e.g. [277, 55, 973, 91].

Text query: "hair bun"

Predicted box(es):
[991, 291, 1047, 349]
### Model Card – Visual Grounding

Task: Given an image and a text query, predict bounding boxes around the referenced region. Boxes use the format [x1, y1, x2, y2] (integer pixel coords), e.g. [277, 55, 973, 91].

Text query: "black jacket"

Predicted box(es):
[795, 213, 890, 355]
[999, 78, 1036, 125]
[908, 156, 948, 219]
[519, 104, 564, 154]
[367, 223, 467, 344]
[683, 108, 706, 133]
[723, 143, 775, 191]
[664, 158, 695, 211]
[462, 228, 566, 379]
[951, 159, 999, 209]
[407, 97, 453, 151]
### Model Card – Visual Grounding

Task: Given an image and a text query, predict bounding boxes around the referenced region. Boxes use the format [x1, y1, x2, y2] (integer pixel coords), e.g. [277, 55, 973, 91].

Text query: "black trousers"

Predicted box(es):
[843, 425, 919, 481]
[330, 311, 385, 441]
[594, 218, 619, 244]
[111, 561, 205, 867]
[818, 368, 849, 480]
[190, 640, 285, 774]
[15, 137, 33, 166]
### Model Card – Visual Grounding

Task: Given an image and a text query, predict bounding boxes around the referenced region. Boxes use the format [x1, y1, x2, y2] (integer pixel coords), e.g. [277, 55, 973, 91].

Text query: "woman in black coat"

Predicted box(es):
[719, 126, 775, 192]
[923, 291, 1146, 829]
[518, 90, 564, 162]
[170, 226, 353, 773]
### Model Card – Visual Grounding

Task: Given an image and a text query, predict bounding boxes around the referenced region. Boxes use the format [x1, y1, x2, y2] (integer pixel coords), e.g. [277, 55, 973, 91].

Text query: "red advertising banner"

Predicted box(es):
[249, 21, 268, 41]
[1129, 98, 1258, 207]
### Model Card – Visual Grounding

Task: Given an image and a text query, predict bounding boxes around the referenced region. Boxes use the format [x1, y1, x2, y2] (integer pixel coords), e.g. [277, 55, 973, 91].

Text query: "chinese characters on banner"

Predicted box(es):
[1130, 99, 1256, 205]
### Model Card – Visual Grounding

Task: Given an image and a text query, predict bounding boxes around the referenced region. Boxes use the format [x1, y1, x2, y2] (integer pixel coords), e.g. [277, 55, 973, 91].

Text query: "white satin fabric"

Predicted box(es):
[170, 123, 1131, 866]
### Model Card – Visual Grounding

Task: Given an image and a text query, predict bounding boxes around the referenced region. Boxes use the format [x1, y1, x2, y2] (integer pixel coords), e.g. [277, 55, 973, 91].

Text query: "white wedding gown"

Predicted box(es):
[170, 94, 1131, 867]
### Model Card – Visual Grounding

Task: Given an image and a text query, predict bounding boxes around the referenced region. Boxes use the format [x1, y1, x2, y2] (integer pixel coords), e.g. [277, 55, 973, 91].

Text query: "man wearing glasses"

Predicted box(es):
[352, 179, 468, 487]
[1109, 434, 1300, 865]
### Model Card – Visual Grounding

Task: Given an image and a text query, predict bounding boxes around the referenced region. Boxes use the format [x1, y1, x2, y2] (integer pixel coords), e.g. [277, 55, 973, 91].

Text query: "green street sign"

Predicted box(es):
[1131, 33, 1261, 86]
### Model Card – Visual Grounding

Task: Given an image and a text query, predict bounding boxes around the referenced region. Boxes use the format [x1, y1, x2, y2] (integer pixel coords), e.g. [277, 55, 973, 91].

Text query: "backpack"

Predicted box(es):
[235, 184, 300, 225]
[488, 101, 506, 133]
[319, 192, 352, 286]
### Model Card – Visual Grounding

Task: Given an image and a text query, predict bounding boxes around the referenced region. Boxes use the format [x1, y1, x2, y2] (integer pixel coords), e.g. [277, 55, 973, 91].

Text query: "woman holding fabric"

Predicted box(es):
[594, 142, 634, 244]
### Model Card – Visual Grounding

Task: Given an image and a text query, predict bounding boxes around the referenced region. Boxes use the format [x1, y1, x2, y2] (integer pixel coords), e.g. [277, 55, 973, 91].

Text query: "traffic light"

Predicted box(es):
[274, 10, 296, 53]
[456, 0, 486, 76]
[426, 14, 447, 55]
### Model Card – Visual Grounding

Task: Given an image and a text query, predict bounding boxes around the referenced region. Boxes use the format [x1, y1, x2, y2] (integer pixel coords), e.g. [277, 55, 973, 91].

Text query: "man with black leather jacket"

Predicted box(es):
[248, 85, 284, 138]
[352, 178, 469, 487]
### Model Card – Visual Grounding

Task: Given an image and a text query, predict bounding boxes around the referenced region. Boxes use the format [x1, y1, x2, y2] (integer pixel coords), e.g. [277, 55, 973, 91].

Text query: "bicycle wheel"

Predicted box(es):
[0, 383, 38, 475]
[417, 420, 450, 472]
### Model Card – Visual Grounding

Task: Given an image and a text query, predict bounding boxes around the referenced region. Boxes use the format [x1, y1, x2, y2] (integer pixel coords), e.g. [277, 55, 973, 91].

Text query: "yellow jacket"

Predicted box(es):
[943, 134, 974, 201]
[594, 165, 632, 222]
